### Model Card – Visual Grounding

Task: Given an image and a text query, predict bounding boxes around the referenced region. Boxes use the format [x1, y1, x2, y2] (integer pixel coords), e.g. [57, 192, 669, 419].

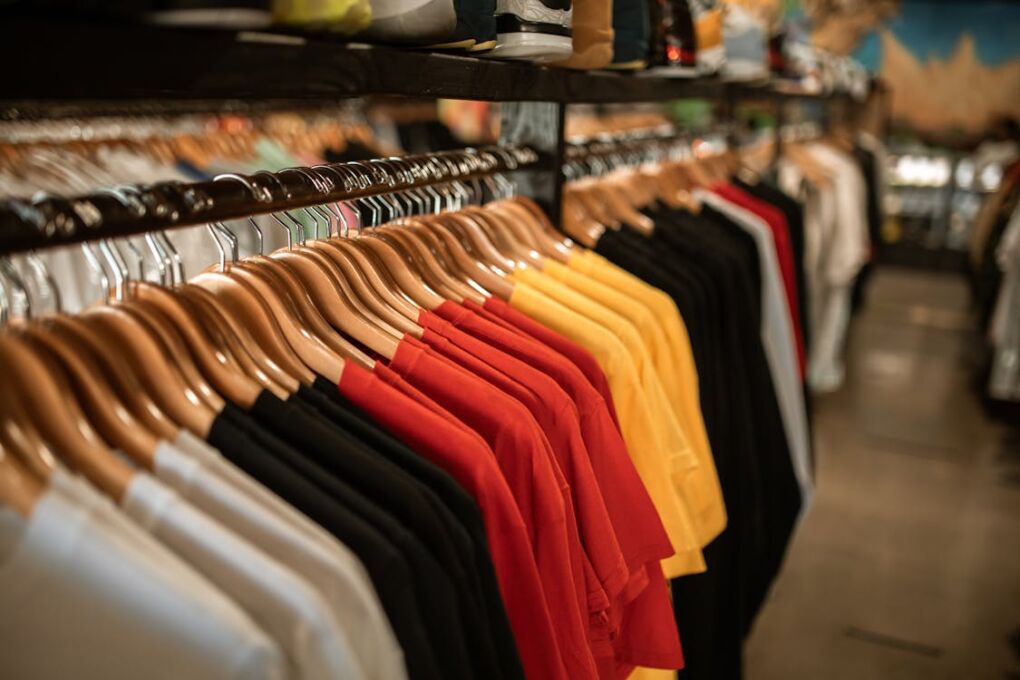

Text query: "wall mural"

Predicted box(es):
[774, 0, 1020, 134]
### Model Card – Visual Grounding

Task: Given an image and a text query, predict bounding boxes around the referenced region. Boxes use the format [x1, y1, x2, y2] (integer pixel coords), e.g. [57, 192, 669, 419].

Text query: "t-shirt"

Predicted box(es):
[546, 256, 726, 547]
[279, 388, 507, 680]
[301, 377, 525, 680]
[121, 473, 362, 680]
[228, 397, 477, 680]
[385, 339, 600, 680]
[480, 296, 622, 428]
[205, 409, 443, 680]
[337, 362, 572, 680]
[152, 440, 406, 680]
[419, 311, 627, 612]
[503, 280, 706, 578]
[0, 483, 285, 680]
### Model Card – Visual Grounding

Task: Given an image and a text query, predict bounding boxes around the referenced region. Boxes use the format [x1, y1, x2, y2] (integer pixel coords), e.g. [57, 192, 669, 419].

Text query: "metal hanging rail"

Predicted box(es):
[0, 145, 541, 256]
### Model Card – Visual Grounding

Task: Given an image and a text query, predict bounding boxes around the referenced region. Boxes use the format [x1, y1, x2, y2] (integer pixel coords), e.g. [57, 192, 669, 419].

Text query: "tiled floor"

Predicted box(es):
[745, 267, 1020, 680]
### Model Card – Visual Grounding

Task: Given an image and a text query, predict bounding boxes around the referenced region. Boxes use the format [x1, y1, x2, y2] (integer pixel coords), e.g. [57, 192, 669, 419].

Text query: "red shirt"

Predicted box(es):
[413, 325, 605, 637]
[422, 310, 629, 609]
[712, 183, 806, 377]
[337, 363, 570, 680]
[386, 340, 601, 680]
[440, 302, 681, 672]
[477, 297, 622, 429]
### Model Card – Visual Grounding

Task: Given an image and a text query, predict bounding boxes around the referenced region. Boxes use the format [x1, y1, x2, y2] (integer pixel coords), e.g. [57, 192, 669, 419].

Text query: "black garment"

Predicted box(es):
[595, 204, 803, 680]
[301, 377, 526, 680]
[205, 408, 441, 680]
[240, 392, 480, 680]
[281, 388, 512, 680]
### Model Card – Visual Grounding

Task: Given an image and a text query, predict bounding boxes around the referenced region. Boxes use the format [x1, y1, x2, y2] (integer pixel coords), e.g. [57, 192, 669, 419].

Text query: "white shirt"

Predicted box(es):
[156, 437, 407, 680]
[122, 472, 366, 680]
[695, 189, 814, 514]
[0, 484, 284, 680]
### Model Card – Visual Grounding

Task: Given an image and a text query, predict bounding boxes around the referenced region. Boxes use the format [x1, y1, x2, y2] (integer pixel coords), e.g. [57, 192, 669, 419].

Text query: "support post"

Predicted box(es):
[499, 101, 566, 228]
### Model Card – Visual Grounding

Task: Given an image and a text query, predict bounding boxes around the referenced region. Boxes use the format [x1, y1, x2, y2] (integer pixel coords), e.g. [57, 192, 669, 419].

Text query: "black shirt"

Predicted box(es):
[302, 378, 526, 679]
[232, 394, 478, 680]
[205, 407, 442, 680]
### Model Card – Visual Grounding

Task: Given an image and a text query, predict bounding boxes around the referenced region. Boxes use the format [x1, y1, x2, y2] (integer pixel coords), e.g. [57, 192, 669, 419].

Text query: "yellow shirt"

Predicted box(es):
[508, 279, 706, 578]
[544, 258, 726, 546]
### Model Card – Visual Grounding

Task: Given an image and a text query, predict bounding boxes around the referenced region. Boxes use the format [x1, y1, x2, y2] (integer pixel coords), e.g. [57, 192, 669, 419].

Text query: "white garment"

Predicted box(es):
[695, 189, 814, 514]
[0, 485, 284, 680]
[155, 438, 407, 680]
[989, 203, 1020, 401]
[122, 472, 365, 680]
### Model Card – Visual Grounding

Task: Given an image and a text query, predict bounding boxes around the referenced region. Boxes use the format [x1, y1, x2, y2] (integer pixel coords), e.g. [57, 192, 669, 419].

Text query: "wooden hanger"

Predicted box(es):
[401, 222, 488, 303]
[191, 263, 330, 385]
[317, 235, 422, 318]
[266, 247, 397, 362]
[130, 282, 266, 406]
[0, 440, 43, 518]
[46, 314, 180, 440]
[18, 322, 161, 467]
[491, 198, 572, 263]
[0, 335, 135, 503]
[416, 217, 515, 300]
[309, 237, 424, 336]
[82, 306, 218, 438]
[291, 233, 405, 339]
[381, 222, 472, 302]
[0, 365, 57, 482]
[239, 255, 376, 367]
[560, 189, 607, 247]
[118, 301, 225, 413]
[351, 233, 445, 309]
[177, 284, 298, 396]
[432, 211, 516, 274]
[462, 206, 545, 269]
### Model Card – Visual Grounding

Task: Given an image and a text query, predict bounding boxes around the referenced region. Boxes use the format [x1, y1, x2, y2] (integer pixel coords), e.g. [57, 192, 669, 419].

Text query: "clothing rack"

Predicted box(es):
[0, 16, 864, 256]
[0, 145, 540, 256]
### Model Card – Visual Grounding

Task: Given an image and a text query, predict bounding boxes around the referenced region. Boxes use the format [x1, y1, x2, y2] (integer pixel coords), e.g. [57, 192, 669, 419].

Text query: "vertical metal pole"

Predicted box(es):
[773, 92, 785, 169]
[499, 101, 567, 229]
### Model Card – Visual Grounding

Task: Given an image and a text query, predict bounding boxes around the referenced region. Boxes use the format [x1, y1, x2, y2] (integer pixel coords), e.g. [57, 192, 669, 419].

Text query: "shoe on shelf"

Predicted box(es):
[606, 0, 649, 71]
[361, 0, 457, 45]
[487, 0, 573, 63]
[642, 0, 698, 78]
[691, 0, 723, 76]
[720, 3, 768, 82]
[423, 0, 497, 52]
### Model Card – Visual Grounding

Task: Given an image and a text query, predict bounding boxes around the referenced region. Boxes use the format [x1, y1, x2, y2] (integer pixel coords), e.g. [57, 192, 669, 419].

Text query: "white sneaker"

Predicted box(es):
[487, 0, 573, 62]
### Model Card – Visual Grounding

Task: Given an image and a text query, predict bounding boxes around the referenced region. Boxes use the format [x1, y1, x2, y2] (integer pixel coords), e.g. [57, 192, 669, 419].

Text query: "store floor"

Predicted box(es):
[745, 267, 1020, 680]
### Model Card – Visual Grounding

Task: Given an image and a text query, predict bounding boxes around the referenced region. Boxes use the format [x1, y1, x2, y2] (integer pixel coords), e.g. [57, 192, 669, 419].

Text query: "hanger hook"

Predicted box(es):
[0, 257, 31, 320]
[214, 173, 271, 255]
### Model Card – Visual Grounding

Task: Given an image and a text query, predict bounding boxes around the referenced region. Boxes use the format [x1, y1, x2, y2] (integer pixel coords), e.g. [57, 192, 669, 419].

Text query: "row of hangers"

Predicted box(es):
[560, 119, 857, 245]
[0, 147, 572, 519]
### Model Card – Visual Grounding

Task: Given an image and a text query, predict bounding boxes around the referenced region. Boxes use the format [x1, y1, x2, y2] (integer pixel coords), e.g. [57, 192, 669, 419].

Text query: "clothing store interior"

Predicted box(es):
[0, 0, 1017, 678]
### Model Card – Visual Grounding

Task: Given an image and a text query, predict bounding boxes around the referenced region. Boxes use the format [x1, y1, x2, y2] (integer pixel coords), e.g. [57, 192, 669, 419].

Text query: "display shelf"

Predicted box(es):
[0, 14, 848, 115]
